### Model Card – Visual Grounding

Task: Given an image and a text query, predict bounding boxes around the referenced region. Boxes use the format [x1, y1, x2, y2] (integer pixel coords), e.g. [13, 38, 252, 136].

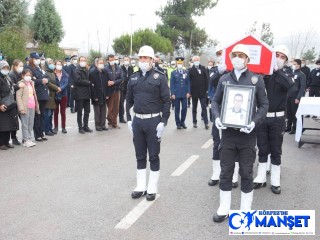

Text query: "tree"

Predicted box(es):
[302, 47, 317, 62]
[38, 43, 65, 60]
[0, 0, 29, 31]
[31, 0, 64, 44]
[246, 21, 274, 46]
[88, 49, 102, 65]
[0, 27, 27, 64]
[112, 29, 173, 55]
[155, 0, 218, 55]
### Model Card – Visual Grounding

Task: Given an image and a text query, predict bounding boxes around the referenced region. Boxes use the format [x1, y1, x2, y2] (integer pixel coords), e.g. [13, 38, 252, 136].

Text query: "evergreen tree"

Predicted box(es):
[0, 0, 29, 31]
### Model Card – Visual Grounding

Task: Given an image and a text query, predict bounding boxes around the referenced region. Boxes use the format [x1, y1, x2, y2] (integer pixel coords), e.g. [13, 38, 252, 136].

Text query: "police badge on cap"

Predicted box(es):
[251, 76, 258, 85]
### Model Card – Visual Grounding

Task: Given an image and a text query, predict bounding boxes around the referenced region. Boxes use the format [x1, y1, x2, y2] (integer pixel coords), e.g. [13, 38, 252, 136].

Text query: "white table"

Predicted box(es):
[295, 97, 320, 147]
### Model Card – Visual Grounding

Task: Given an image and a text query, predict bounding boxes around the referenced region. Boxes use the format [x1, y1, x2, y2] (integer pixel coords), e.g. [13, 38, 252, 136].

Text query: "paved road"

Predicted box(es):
[0, 107, 319, 240]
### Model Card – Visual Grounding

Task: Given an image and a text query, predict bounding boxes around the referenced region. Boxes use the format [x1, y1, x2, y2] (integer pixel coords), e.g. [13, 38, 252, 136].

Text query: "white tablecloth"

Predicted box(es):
[295, 97, 320, 142]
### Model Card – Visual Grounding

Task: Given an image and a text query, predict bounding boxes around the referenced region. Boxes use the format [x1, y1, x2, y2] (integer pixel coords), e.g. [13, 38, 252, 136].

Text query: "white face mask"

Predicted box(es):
[80, 62, 87, 68]
[131, 62, 135, 66]
[66, 62, 71, 66]
[115, 60, 119, 65]
[276, 58, 285, 70]
[193, 61, 200, 67]
[98, 64, 104, 70]
[139, 61, 151, 73]
[109, 61, 115, 65]
[231, 57, 246, 70]
[291, 65, 296, 71]
[177, 64, 183, 69]
[124, 61, 129, 66]
[1, 69, 9, 75]
[56, 65, 63, 71]
[34, 59, 41, 66]
[17, 66, 24, 74]
[171, 64, 176, 68]
[301, 63, 305, 68]
[24, 76, 32, 82]
[159, 64, 163, 68]
[73, 59, 78, 65]
[208, 66, 213, 70]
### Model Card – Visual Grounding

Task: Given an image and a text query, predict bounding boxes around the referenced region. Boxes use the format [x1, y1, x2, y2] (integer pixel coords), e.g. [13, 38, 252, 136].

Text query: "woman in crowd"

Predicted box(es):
[9, 59, 24, 145]
[16, 69, 40, 147]
[53, 60, 69, 134]
[0, 60, 19, 150]
[26, 52, 49, 142]
[44, 58, 60, 136]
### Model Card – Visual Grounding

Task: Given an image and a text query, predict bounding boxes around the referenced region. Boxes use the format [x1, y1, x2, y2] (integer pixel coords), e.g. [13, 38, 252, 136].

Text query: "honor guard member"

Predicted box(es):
[170, 57, 190, 129]
[253, 45, 294, 194]
[126, 45, 171, 201]
[285, 59, 306, 134]
[208, 47, 240, 188]
[211, 44, 268, 222]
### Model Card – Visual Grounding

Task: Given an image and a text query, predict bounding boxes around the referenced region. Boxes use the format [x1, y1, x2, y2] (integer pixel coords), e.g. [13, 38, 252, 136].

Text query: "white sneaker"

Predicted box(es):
[28, 140, 36, 147]
[22, 140, 29, 147]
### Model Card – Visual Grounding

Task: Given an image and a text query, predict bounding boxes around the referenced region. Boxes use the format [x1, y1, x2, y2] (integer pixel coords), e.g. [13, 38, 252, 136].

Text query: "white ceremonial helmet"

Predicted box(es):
[138, 45, 155, 58]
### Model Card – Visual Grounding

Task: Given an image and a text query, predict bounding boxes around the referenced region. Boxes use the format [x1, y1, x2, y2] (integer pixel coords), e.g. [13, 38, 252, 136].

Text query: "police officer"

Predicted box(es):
[285, 59, 306, 134]
[126, 45, 171, 201]
[212, 44, 268, 222]
[170, 57, 190, 129]
[306, 59, 320, 118]
[253, 45, 294, 195]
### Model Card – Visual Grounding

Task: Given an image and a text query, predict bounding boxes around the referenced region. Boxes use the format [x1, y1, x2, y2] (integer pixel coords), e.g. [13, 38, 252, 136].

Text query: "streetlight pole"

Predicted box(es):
[129, 13, 135, 57]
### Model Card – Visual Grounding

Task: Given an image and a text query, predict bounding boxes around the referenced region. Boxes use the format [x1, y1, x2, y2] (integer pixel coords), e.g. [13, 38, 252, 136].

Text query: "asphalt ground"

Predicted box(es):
[0, 106, 319, 240]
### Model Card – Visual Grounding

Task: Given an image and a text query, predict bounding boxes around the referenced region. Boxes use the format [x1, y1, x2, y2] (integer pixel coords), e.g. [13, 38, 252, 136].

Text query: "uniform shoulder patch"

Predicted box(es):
[251, 76, 258, 85]
[154, 73, 159, 79]
[154, 68, 165, 75]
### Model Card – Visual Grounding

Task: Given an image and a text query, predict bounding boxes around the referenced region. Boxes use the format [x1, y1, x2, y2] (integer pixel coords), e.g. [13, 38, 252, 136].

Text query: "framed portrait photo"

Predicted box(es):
[220, 84, 255, 128]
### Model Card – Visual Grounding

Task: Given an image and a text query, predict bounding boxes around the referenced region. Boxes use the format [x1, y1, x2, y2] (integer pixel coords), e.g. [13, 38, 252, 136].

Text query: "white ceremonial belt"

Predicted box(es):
[266, 111, 285, 117]
[134, 113, 160, 119]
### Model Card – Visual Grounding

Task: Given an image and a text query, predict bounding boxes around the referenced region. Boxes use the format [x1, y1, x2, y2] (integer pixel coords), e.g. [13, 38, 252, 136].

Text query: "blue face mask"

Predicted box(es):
[48, 64, 55, 70]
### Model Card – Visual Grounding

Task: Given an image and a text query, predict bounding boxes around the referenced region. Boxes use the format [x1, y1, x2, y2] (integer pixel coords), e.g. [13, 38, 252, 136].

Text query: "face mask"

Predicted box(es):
[109, 61, 115, 65]
[291, 65, 296, 71]
[276, 58, 285, 70]
[73, 59, 78, 65]
[56, 65, 62, 71]
[171, 64, 176, 68]
[1, 69, 9, 75]
[316, 65, 320, 70]
[17, 66, 24, 74]
[159, 64, 163, 68]
[24, 76, 32, 82]
[131, 63, 135, 67]
[208, 66, 213, 70]
[231, 57, 246, 70]
[34, 59, 41, 66]
[194, 61, 200, 66]
[124, 61, 129, 66]
[98, 64, 104, 70]
[41, 60, 45, 65]
[189, 63, 193, 67]
[115, 60, 119, 65]
[48, 64, 55, 70]
[177, 64, 183, 69]
[66, 62, 70, 66]
[139, 61, 151, 73]
[80, 62, 87, 68]
[301, 64, 305, 68]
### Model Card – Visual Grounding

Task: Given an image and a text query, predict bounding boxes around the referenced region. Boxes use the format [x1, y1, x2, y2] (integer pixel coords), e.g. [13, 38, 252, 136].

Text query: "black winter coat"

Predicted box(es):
[188, 65, 209, 98]
[104, 64, 123, 93]
[120, 65, 134, 92]
[25, 65, 49, 101]
[89, 67, 110, 105]
[72, 66, 91, 100]
[0, 74, 19, 131]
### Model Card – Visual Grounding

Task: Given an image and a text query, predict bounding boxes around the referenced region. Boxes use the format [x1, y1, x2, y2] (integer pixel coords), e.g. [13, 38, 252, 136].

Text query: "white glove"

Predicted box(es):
[217, 64, 226, 74]
[240, 121, 255, 134]
[156, 122, 165, 138]
[127, 121, 133, 134]
[215, 118, 226, 130]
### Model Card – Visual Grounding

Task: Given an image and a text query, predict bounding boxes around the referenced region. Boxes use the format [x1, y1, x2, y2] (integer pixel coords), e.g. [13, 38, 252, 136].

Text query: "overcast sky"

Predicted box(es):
[29, 0, 319, 55]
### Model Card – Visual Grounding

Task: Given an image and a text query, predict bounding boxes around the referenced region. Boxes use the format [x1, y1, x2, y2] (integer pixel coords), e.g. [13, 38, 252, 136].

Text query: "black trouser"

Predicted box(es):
[93, 104, 106, 129]
[119, 90, 127, 120]
[187, 97, 191, 106]
[219, 128, 256, 193]
[0, 131, 10, 146]
[212, 124, 220, 160]
[10, 130, 17, 140]
[309, 86, 320, 97]
[75, 99, 90, 129]
[132, 116, 161, 171]
[34, 100, 47, 138]
[68, 86, 75, 109]
[257, 116, 285, 166]
[286, 97, 299, 129]
[192, 97, 208, 124]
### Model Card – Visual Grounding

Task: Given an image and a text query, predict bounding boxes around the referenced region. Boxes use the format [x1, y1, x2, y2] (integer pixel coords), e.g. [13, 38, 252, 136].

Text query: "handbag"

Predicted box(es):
[0, 94, 16, 110]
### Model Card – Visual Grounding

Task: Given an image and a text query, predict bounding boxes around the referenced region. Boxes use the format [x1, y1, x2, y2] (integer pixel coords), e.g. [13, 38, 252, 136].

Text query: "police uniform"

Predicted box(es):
[126, 67, 171, 200]
[170, 57, 190, 129]
[254, 69, 293, 194]
[212, 67, 268, 222]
